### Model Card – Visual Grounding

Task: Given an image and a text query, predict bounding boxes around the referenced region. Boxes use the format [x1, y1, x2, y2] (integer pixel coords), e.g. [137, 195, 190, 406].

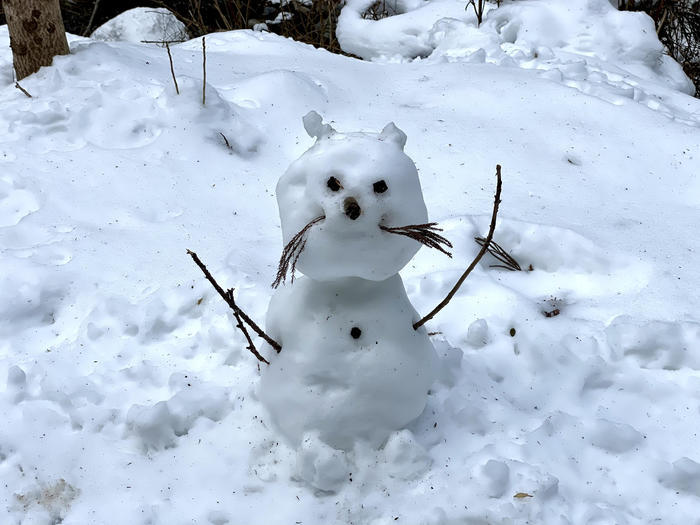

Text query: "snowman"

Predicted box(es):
[259, 112, 452, 451]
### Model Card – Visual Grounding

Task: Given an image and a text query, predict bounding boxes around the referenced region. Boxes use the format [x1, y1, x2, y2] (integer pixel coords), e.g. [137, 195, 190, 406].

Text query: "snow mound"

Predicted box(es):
[260, 274, 436, 450]
[90, 7, 188, 44]
[127, 382, 232, 451]
[1, 41, 262, 154]
[339, 0, 697, 123]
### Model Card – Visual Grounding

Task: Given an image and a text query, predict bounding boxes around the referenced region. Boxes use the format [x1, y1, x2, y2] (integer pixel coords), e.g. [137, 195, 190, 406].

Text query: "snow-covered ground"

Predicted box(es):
[1, 0, 700, 523]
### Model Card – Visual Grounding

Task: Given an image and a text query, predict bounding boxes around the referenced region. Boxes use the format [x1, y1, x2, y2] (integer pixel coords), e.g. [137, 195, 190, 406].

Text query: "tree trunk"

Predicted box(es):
[2, 0, 70, 80]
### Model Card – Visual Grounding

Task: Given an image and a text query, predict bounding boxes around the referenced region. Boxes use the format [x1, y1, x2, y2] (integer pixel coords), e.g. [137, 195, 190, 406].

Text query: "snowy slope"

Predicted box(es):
[1, 0, 700, 523]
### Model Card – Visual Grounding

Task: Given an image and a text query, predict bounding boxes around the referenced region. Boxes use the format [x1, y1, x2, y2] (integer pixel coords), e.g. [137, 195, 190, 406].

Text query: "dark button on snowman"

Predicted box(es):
[259, 112, 448, 451]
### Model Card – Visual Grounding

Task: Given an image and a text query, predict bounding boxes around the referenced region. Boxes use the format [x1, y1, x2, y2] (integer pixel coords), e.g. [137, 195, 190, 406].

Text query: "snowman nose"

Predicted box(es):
[344, 197, 361, 220]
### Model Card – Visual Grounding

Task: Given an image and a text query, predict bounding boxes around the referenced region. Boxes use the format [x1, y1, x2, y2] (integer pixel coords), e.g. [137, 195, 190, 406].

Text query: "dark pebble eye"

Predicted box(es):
[350, 326, 362, 339]
[373, 180, 388, 193]
[327, 176, 342, 192]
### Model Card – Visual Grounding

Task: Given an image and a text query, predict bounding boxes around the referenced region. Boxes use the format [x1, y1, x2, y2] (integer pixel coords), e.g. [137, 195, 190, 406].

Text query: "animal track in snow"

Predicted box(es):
[606, 316, 700, 370]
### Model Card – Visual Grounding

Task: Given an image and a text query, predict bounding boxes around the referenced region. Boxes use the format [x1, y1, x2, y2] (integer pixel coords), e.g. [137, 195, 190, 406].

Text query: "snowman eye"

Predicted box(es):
[327, 176, 343, 192]
[350, 326, 362, 339]
[373, 180, 388, 194]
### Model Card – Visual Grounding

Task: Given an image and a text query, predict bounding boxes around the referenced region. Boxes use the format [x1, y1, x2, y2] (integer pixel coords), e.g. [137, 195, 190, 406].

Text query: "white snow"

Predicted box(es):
[1, 0, 700, 522]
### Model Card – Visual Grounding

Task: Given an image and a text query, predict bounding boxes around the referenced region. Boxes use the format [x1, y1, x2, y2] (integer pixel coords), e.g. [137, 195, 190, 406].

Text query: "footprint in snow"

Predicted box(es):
[606, 316, 700, 370]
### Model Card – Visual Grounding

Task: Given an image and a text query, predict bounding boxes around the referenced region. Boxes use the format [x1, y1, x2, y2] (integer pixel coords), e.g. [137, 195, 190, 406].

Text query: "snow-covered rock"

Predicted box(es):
[91, 7, 188, 44]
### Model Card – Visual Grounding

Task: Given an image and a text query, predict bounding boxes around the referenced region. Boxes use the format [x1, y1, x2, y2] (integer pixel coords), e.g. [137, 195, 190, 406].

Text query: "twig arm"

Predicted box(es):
[187, 250, 282, 356]
[226, 289, 269, 365]
[413, 164, 503, 330]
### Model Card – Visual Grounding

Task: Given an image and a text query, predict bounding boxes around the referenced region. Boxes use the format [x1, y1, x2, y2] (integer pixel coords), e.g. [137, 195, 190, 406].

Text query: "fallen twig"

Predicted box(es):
[413, 164, 503, 330]
[474, 236, 521, 271]
[219, 132, 232, 150]
[225, 288, 265, 362]
[14, 82, 32, 98]
[187, 249, 281, 361]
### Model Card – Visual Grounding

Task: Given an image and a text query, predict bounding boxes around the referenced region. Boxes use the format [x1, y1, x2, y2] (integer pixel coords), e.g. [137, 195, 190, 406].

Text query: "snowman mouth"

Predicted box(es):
[379, 222, 453, 258]
[272, 215, 326, 288]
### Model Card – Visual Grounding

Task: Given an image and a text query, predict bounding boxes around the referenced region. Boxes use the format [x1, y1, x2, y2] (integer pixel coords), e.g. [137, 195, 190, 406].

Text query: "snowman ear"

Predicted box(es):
[303, 111, 336, 140]
[379, 122, 407, 150]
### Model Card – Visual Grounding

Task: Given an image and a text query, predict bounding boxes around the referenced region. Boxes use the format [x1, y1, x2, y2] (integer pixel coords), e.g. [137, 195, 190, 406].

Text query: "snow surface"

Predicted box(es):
[1, 0, 700, 522]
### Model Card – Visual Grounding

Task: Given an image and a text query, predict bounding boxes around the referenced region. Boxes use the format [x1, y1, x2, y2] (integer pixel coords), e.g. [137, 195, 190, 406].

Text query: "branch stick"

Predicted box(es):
[141, 40, 187, 44]
[15, 82, 32, 98]
[226, 289, 269, 365]
[202, 36, 207, 105]
[187, 250, 281, 356]
[656, 8, 668, 36]
[165, 42, 179, 95]
[84, 0, 102, 36]
[413, 164, 503, 330]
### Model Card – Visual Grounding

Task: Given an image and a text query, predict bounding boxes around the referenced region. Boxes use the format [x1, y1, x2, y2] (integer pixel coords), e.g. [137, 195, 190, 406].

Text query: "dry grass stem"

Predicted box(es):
[166, 42, 179, 94]
[474, 236, 521, 271]
[219, 132, 232, 150]
[272, 215, 325, 288]
[380, 223, 453, 257]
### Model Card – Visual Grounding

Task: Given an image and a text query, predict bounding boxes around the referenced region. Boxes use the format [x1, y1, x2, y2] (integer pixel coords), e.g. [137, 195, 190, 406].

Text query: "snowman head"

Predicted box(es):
[274, 112, 450, 284]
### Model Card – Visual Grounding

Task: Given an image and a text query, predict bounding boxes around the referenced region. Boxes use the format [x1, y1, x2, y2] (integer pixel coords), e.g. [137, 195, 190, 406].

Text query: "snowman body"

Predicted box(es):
[260, 113, 437, 450]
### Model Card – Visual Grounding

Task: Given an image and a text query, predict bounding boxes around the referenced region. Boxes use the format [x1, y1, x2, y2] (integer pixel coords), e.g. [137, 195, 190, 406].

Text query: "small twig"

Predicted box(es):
[219, 132, 232, 149]
[141, 39, 188, 44]
[165, 43, 179, 95]
[414, 164, 503, 331]
[187, 250, 281, 359]
[226, 288, 266, 362]
[15, 82, 32, 98]
[202, 36, 207, 105]
[84, 0, 102, 36]
[657, 8, 668, 36]
[380, 223, 453, 257]
[474, 236, 521, 271]
[272, 216, 325, 288]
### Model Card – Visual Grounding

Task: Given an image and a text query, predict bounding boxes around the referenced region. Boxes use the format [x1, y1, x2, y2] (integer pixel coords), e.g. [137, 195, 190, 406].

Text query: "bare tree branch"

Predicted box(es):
[14, 82, 32, 98]
[187, 250, 281, 360]
[474, 236, 521, 271]
[413, 164, 503, 331]
[202, 36, 206, 105]
[83, 0, 101, 36]
[165, 42, 179, 95]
